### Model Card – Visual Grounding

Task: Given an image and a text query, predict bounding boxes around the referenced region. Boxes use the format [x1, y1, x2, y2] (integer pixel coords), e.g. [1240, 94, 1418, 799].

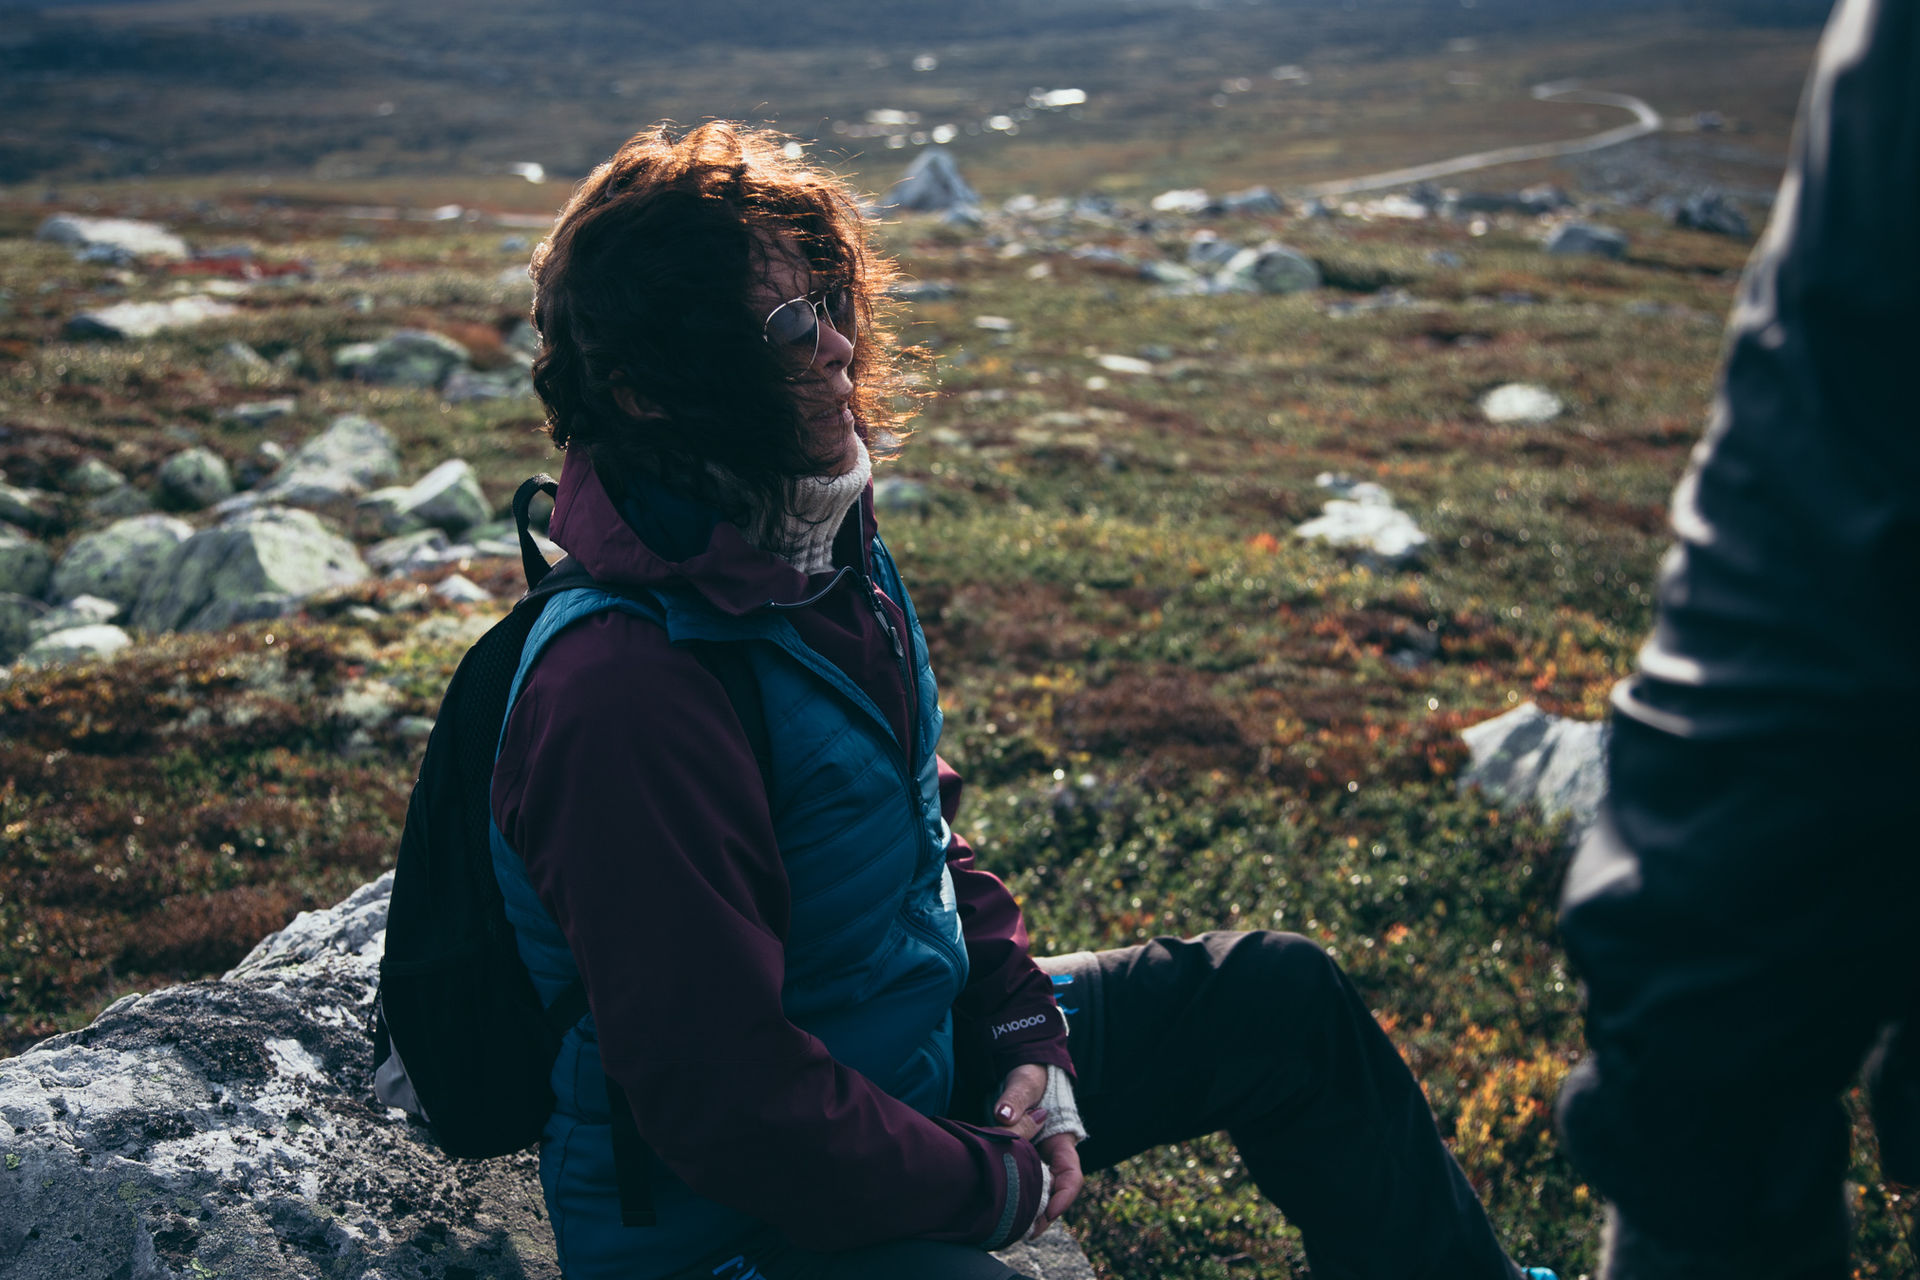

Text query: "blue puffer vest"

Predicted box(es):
[489, 535, 966, 1278]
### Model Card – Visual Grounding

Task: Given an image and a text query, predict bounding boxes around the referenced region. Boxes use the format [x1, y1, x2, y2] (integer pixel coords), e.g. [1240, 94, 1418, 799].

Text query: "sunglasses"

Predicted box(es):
[763, 285, 857, 377]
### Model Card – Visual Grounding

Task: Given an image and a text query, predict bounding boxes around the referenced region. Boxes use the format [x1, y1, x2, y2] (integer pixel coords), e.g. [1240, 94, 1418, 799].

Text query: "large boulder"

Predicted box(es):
[333, 330, 471, 389]
[1670, 191, 1751, 238]
[35, 214, 189, 261]
[0, 524, 53, 598]
[1460, 701, 1610, 840]
[131, 506, 369, 633]
[358, 460, 491, 537]
[882, 149, 981, 213]
[51, 514, 194, 608]
[66, 296, 238, 340]
[238, 414, 402, 512]
[0, 878, 1094, 1280]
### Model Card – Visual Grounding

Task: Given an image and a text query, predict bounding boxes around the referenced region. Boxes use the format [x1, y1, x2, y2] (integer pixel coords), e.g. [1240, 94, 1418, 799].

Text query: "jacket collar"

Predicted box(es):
[546, 450, 875, 617]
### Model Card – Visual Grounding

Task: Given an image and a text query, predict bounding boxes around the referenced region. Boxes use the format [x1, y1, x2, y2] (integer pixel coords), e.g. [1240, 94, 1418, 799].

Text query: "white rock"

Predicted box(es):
[1150, 188, 1213, 215]
[333, 329, 471, 389]
[430, 574, 494, 605]
[66, 295, 238, 340]
[35, 214, 189, 260]
[1295, 488, 1429, 566]
[1480, 383, 1565, 425]
[1461, 701, 1609, 838]
[1093, 353, 1156, 376]
[973, 315, 1016, 332]
[220, 397, 297, 426]
[30, 594, 122, 639]
[51, 514, 194, 607]
[0, 482, 55, 532]
[17, 623, 131, 669]
[393, 459, 491, 534]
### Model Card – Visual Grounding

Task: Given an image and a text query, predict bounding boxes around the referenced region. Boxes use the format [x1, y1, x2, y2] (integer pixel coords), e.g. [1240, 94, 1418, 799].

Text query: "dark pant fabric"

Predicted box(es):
[1556, 717, 1920, 1280]
[1035, 933, 1520, 1280]
[666, 931, 1519, 1280]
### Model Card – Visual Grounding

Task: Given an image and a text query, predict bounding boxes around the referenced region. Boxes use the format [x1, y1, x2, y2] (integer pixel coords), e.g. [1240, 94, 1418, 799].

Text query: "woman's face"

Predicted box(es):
[750, 237, 860, 476]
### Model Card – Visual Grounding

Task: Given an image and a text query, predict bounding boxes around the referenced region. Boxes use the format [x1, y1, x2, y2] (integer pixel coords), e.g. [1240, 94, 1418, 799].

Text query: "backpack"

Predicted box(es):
[370, 474, 769, 1224]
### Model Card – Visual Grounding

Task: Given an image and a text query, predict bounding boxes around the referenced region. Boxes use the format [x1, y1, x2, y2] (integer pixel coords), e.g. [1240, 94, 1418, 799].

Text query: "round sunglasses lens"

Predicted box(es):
[825, 288, 856, 340]
[765, 299, 819, 350]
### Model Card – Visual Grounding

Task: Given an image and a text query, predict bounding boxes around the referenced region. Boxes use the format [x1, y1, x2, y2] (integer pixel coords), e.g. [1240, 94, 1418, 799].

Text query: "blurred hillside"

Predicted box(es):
[2, 0, 1833, 189]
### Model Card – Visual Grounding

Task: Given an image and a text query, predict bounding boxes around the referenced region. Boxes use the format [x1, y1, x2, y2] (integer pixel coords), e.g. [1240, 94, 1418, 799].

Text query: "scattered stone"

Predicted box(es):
[30, 594, 122, 638]
[1186, 232, 1241, 271]
[1518, 183, 1574, 213]
[1221, 185, 1285, 215]
[84, 484, 154, 520]
[220, 396, 298, 426]
[16, 623, 132, 669]
[0, 593, 49, 662]
[1480, 383, 1566, 425]
[66, 457, 127, 496]
[52, 514, 194, 607]
[1295, 483, 1429, 567]
[1461, 701, 1610, 839]
[1545, 222, 1629, 260]
[332, 329, 471, 389]
[364, 459, 492, 536]
[157, 446, 235, 509]
[1428, 249, 1464, 269]
[365, 528, 454, 576]
[1214, 241, 1322, 295]
[330, 677, 404, 730]
[65, 295, 239, 340]
[973, 315, 1017, 332]
[431, 573, 494, 605]
[1139, 260, 1203, 289]
[882, 149, 981, 213]
[214, 339, 273, 373]
[1150, 188, 1215, 215]
[1670, 191, 1751, 238]
[34, 213, 189, 261]
[887, 279, 962, 302]
[395, 714, 437, 741]
[1094, 353, 1156, 376]
[238, 413, 402, 511]
[873, 476, 932, 516]
[441, 364, 532, 403]
[0, 482, 56, 531]
[0, 524, 53, 598]
[131, 506, 370, 633]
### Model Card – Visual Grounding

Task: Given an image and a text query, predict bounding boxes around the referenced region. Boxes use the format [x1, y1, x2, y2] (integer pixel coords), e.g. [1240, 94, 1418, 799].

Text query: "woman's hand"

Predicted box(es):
[1030, 1133, 1084, 1239]
[990, 1065, 1084, 1236]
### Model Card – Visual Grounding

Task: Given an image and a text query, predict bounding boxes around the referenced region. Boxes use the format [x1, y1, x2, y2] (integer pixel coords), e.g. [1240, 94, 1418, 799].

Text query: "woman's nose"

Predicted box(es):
[812, 313, 854, 374]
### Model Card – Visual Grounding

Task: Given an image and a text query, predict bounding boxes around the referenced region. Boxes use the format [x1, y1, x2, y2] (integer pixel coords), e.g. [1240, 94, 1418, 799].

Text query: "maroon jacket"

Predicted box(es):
[490, 453, 1071, 1251]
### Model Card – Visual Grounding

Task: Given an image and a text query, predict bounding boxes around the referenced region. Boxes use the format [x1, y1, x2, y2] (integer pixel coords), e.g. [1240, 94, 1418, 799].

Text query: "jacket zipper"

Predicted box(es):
[764, 561, 965, 982]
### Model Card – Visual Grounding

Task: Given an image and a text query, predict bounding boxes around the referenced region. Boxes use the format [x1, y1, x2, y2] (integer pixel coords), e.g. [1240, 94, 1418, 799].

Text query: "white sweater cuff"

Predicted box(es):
[1035, 1064, 1087, 1145]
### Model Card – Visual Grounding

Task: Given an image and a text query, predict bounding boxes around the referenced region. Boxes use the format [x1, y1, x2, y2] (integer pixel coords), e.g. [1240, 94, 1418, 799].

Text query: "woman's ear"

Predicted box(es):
[610, 381, 666, 422]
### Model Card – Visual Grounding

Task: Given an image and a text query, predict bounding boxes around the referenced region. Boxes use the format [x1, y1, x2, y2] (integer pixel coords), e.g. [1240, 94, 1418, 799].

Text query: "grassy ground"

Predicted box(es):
[0, 171, 1912, 1278]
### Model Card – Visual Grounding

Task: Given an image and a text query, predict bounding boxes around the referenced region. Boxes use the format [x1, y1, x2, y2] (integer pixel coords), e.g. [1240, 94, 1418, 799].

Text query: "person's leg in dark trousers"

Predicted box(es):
[1556, 718, 1919, 1280]
[1034, 932, 1523, 1280]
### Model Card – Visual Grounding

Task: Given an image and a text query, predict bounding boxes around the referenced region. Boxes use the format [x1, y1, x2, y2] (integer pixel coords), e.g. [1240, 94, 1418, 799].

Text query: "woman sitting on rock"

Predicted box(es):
[491, 120, 1555, 1280]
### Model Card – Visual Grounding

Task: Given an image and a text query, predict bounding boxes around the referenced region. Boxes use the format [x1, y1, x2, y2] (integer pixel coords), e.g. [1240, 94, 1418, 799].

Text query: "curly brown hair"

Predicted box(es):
[529, 121, 913, 529]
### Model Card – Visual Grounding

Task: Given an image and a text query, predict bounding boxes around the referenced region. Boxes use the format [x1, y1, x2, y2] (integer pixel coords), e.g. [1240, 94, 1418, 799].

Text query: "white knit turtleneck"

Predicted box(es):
[770, 435, 872, 574]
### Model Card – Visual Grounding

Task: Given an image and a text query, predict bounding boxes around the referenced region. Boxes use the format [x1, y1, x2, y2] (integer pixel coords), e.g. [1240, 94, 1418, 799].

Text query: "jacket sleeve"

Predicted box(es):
[491, 612, 1046, 1252]
[939, 755, 1075, 1083]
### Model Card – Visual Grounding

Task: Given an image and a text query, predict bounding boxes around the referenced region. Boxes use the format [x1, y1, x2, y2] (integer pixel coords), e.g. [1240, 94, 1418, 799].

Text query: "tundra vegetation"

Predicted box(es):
[1, 3, 1907, 1276]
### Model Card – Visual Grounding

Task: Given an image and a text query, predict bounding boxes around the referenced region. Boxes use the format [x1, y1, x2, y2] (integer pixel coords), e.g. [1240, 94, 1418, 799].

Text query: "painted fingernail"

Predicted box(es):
[996, 1104, 1014, 1122]
[1030, 1107, 1048, 1124]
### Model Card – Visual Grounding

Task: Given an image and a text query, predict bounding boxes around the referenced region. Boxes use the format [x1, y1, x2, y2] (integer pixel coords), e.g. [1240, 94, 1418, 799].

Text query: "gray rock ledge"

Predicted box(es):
[0, 876, 1093, 1280]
